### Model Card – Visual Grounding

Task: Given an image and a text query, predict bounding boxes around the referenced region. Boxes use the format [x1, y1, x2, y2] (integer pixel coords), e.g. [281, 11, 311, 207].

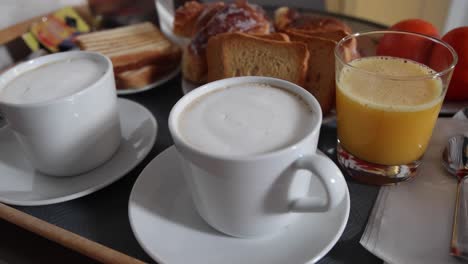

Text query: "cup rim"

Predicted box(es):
[0, 51, 113, 108]
[168, 76, 322, 162]
[334, 30, 458, 81]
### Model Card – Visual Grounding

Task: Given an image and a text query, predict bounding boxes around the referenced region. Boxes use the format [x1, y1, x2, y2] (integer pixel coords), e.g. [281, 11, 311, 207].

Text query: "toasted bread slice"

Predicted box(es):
[115, 63, 177, 89]
[206, 33, 309, 86]
[182, 32, 274, 85]
[76, 22, 181, 73]
[252, 33, 290, 42]
[285, 28, 358, 61]
[205, 33, 290, 83]
[286, 31, 336, 114]
[285, 29, 347, 42]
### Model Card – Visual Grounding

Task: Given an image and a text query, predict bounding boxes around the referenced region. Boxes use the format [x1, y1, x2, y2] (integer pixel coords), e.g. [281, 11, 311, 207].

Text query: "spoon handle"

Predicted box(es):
[451, 177, 468, 259]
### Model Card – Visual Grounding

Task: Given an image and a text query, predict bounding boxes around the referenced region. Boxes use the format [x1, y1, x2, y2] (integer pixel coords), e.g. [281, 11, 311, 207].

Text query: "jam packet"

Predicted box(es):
[30, 7, 90, 52]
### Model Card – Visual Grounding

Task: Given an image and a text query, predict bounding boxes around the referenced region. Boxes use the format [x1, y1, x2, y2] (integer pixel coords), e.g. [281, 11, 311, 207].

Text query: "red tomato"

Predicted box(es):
[430, 27, 468, 100]
[376, 19, 440, 64]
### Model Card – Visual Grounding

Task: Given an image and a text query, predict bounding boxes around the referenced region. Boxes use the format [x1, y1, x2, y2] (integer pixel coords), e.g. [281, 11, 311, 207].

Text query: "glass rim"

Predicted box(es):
[334, 30, 458, 81]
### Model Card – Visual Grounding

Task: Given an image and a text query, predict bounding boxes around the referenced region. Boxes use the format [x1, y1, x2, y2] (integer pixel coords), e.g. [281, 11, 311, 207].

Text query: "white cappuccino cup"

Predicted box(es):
[169, 76, 346, 238]
[0, 51, 121, 176]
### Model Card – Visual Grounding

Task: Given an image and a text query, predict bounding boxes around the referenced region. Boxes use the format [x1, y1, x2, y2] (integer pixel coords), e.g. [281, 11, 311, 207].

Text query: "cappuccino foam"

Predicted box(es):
[1, 57, 105, 104]
[178, 83, 315, 156]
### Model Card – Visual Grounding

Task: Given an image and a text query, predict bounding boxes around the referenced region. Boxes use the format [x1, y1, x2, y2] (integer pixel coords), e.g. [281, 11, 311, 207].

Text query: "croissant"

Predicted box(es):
[174, 0, 271, 84]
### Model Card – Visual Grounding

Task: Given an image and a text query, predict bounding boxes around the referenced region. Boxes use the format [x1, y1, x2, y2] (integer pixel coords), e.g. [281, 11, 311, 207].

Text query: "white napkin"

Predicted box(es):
[361, 118, 468, 264]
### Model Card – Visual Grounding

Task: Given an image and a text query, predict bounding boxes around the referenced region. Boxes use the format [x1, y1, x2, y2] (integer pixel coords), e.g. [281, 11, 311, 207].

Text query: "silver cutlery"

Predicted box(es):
[443, 134, 468, 259]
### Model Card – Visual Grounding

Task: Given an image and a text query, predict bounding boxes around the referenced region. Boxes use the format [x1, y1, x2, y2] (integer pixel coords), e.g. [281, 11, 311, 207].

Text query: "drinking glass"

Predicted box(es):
[334, 31, 457, 185]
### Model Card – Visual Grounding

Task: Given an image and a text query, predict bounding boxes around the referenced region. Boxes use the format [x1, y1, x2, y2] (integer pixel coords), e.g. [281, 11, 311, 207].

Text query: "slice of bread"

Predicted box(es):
[285, 28, 359, 62]
[76, 22, 181, 73]
[252, 33, 290, 42]
[206, 32, 309, 86]
[182, 45, 208, 84]
[115, 63, 177, 89]
[207, 33, 286, 81]
[285, 29, 347, 42]
[286, 31, 337, 114]
[181, 30, 274, 85]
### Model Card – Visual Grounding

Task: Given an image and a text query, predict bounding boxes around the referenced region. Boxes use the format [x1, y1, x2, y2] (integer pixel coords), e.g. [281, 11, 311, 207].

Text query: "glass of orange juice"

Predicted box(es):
[335, 31, 457, 185]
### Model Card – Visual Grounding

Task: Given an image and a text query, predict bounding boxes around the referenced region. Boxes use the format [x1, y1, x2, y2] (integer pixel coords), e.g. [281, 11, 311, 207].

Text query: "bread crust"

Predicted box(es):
[275, 8, 360, 114]
[182, 45, 208, 84]
[116, 63, 177, 89]
[284, 28, 359, 62]
[251, 33, 290, 42]
[286, 31, 337, 114]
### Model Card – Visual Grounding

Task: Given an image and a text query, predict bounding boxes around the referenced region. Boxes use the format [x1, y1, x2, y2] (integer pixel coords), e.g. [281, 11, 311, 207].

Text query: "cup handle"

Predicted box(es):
[289, 153, 346, 212]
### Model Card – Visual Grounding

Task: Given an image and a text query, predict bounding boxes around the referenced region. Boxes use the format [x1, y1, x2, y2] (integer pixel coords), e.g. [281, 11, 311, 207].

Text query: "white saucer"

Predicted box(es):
[0, 98, 157, 206]
[117, 66, 180, 95]
[129, 146, 350, 264]
[182, 79, 336, 124]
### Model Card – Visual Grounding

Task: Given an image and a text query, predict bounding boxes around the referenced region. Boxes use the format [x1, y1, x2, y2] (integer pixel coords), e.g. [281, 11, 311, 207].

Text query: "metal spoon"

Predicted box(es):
[442, 134, 468, 259]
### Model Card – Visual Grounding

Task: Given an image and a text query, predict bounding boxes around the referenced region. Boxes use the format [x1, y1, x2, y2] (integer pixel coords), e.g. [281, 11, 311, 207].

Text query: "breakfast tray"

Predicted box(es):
[0, 6, 387, 263]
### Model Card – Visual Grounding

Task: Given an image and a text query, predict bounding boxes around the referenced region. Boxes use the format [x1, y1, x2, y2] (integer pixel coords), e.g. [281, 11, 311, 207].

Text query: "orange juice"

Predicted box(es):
[336, 57, 443, 165]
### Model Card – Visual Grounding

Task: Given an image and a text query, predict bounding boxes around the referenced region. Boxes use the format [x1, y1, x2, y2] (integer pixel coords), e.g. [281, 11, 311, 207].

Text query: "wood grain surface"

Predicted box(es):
[0, 203, 145, 264]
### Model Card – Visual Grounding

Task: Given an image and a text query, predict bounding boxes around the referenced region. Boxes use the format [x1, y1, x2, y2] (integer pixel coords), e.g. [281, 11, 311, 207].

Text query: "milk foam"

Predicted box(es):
[178, 84, 315, 156]
[1, 58, 105, 104]
[338, 56, 443, 111]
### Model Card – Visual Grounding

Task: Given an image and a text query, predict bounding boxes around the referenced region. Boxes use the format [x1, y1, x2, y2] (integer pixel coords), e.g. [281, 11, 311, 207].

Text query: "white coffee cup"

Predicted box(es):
[0, 51, 121, 176]
[169, 76, 346, 238]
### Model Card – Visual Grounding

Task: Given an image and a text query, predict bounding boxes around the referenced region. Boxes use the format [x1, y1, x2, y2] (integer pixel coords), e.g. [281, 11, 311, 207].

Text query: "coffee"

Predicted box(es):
[1, 58, 105, 104]
[178, 83, 315, 156]
[170, 77, 345, 238]
[0, 51, 120, 176]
